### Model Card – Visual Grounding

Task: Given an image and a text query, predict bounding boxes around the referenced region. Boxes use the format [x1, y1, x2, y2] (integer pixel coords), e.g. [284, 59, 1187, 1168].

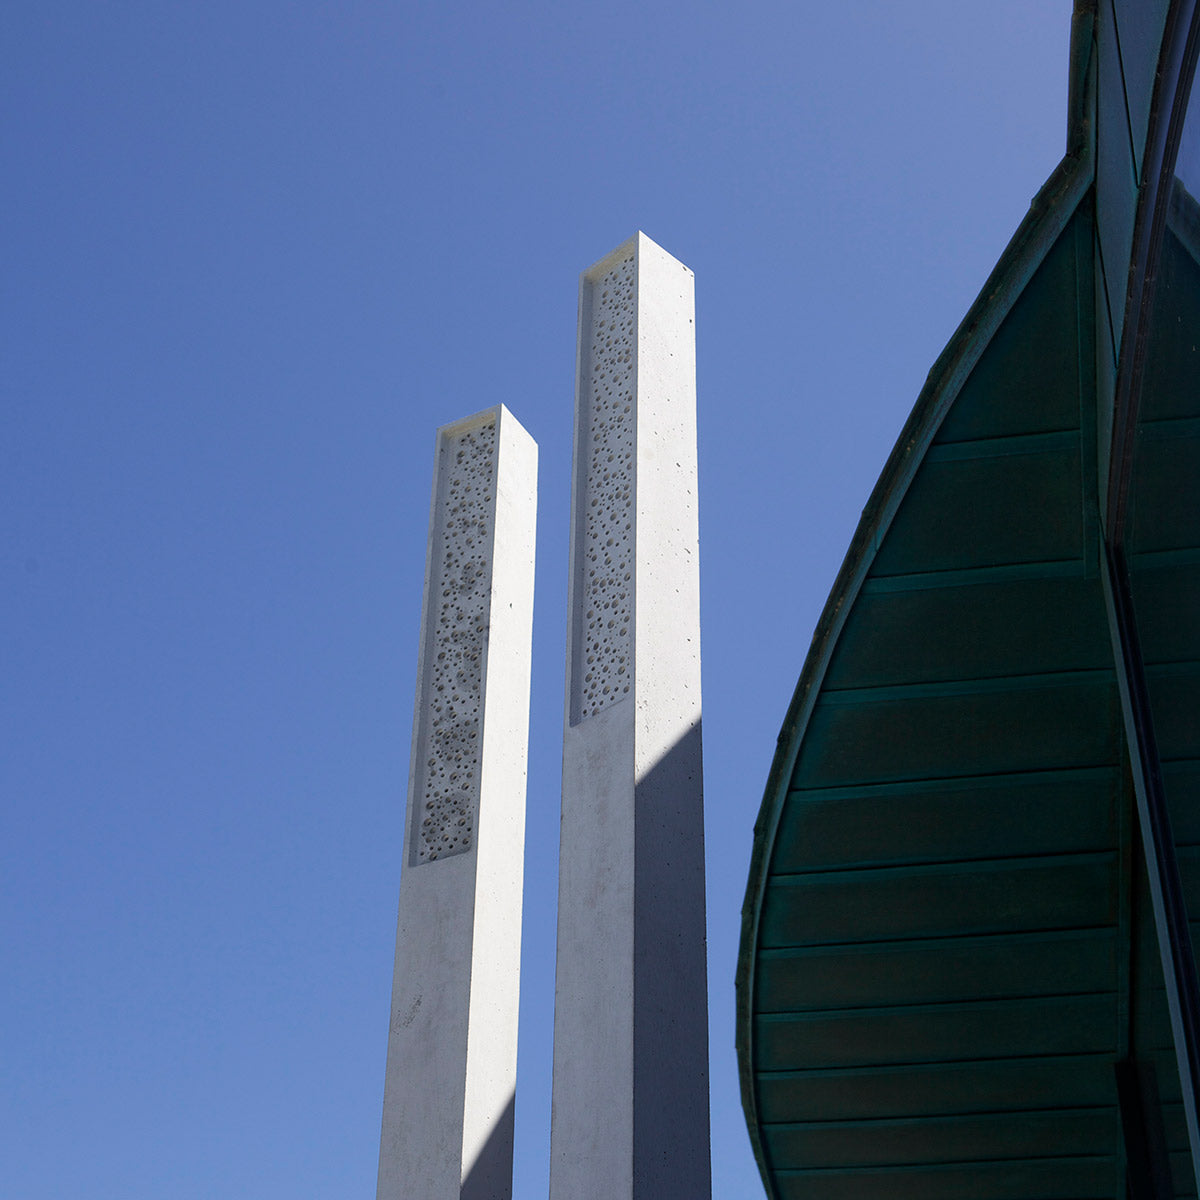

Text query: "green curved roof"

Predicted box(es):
[736, 2, 1200, 1197]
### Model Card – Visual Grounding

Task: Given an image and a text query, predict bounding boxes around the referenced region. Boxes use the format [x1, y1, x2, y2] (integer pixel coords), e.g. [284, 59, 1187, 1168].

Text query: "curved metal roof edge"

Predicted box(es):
[1107, 0, 1200, 535]
[734, 12, 1099, 1187]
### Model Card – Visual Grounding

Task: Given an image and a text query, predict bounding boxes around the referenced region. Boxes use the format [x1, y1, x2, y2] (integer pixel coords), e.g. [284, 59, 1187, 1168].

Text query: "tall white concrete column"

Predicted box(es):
[377, 404, 537, 1200]
[550, 233, 710, 1200]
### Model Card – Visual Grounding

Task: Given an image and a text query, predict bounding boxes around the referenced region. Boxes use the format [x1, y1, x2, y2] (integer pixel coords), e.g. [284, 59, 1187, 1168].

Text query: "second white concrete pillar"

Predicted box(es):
[549, 233, 711, 1200]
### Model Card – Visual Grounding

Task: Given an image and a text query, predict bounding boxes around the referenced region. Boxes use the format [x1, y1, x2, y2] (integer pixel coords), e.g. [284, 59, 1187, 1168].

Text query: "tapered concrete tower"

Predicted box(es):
[549, 233, 711, 1200]
[377, 405, 537, 1200]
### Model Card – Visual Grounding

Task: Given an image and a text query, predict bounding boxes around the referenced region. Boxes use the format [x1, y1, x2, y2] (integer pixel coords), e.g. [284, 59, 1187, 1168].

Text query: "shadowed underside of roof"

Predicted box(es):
[737, 2, 1200, 1197]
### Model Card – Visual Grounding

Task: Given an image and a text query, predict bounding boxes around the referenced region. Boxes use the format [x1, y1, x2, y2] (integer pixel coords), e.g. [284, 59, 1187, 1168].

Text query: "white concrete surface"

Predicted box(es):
[377, 405, 537, 1200]
[550, 233, 711, 1200]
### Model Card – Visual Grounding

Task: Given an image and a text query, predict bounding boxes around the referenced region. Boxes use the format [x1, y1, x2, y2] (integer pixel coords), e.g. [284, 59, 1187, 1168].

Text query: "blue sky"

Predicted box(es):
[4, 4, 1070, 1196]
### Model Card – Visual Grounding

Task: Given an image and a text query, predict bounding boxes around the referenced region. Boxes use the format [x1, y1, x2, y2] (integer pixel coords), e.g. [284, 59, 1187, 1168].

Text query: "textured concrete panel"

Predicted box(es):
[551, 233, 710, 1200]
[377, 405, 536, 1200]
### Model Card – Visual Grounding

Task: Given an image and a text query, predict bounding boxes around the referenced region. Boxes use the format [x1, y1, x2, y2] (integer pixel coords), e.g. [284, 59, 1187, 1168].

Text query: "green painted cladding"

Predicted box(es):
[736, 1, 1200, 1197]
[742, 195, 1129, 1200]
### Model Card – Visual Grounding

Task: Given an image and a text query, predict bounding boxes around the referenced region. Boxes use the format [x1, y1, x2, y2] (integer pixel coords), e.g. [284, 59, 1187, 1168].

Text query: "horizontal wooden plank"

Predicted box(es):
[1169, 1149, 1198, 1198]
[754, 1055, 1118, 1123]
[1132, 982, 1179, 1054]
[755, 929, 1117, 1013]
[1165, 761, 1200, 844]
[1181, 847, 1200, 920]
[824, 571, 1111, 690]
[1130, 426, 1200, 554]
[775, 769, 1119, 873]
[755, 993, 1115, 1070]
[932, 221, 1082, 445]
[763, 1107, 1116, 1170]
[792, 675, 1119, 790]
[1148, 664, 1200, 761]
[871, 442, 1082, 577]
[1130, 558, 1200, 665]
[1164, 1101, 1191, 1152]
[773, 1155, 1116, 1200]
[759, 855, 1117, 948]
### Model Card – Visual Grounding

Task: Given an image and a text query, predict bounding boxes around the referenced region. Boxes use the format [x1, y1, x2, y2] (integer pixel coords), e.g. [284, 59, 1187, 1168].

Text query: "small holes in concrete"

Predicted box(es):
[579, 256, 634, 720]
[418, 420, 496, 863]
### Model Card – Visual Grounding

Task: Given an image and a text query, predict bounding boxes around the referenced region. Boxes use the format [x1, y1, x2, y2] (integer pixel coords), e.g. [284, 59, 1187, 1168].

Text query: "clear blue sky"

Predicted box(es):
[4, 4, 1070, 1197]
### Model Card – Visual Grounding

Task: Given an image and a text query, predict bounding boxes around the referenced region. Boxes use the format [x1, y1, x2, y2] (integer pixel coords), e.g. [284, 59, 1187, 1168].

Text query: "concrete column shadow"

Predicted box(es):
[461, 1091, 516, 1200]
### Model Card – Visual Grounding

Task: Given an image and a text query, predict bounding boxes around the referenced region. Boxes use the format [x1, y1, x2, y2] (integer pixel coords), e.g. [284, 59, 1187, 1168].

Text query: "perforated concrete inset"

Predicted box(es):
[553, 234, 707, 1200]
[577, 253, 635, 721]
[379, 401, 534, 1200]
[418, 419, 497, 863]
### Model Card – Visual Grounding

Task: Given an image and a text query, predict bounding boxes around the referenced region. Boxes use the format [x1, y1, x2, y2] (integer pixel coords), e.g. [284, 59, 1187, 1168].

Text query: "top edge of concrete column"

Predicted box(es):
[580, 231, 695, 282]
[433, 403, 534, 447]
